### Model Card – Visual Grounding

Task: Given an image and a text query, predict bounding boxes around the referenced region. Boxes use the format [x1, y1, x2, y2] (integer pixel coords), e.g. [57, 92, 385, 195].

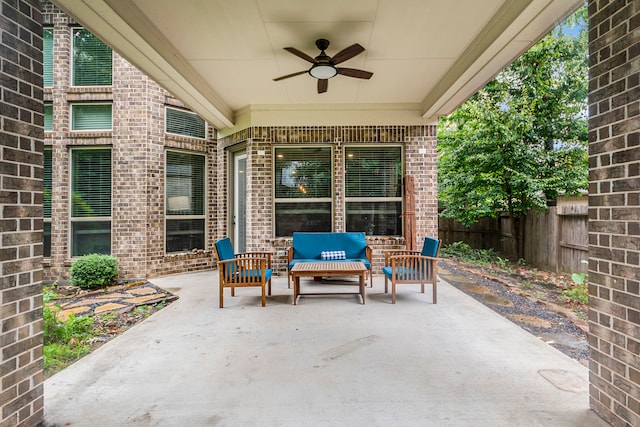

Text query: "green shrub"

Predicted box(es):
[70, 254, 119, 289]
[562, 284, 588, 304]
[440, 241, 509, 267]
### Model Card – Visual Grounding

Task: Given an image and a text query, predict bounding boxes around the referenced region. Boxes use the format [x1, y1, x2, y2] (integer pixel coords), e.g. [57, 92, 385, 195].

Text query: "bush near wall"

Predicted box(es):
[70, 254, 119, 289]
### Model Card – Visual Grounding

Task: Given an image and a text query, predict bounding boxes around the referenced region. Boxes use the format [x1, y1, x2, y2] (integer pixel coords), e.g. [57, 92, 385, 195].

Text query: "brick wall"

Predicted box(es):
[218, 125, 438, 274]
[0, 1, 45, 425]
[587, 1, 640, 426]
[42, 4, 216, 281]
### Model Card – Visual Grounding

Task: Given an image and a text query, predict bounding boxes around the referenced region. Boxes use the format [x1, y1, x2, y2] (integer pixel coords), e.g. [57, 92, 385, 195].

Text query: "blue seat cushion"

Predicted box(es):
[237, 269, 272, 281]
[383, 265, 433, 280]
[292, 232, 367, 260]
[215, 238, 235, 261]
[421, 237, 440, 257]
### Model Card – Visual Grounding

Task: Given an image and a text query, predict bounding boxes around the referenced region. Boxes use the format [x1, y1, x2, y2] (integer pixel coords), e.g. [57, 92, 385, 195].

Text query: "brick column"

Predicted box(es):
[0, 0, 45, 425]
[587, 1, 640, 425]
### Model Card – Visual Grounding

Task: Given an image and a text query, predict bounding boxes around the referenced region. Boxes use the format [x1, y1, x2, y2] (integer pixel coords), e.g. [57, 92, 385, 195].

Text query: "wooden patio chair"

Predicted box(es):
[213, 238, 272, 308]
[382, 237, 441, 304]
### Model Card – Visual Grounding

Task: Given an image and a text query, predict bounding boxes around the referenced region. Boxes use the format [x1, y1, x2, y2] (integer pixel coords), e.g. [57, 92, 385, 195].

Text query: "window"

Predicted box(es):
[72, 28, 112, 86]
[71, 103, 112, 131]
[166, 151, 206, 253]
[274, 146, 332, 237]
[43, 148, 52, 257]
[345, 146, 403, 236]
[71, 148, 111, 256]
[43, 27, 53, 87]
[44, 103, 52, 131]
[165, 107, 206, 139]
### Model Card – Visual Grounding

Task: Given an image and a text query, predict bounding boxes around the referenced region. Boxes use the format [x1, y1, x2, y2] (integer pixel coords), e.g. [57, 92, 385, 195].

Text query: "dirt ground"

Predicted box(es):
[438, 258, 589, 364]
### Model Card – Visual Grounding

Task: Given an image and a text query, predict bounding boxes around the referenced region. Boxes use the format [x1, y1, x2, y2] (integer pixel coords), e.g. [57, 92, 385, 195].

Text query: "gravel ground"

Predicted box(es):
[439, 260, 589, 364]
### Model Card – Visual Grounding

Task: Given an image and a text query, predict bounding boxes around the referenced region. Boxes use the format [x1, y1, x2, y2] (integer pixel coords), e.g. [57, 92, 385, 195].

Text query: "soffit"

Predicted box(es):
[52, 0, 582, 130]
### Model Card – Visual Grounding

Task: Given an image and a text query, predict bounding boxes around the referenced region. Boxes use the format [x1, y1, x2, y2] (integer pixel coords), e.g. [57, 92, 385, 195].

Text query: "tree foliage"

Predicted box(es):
[437, 6, 588, 258]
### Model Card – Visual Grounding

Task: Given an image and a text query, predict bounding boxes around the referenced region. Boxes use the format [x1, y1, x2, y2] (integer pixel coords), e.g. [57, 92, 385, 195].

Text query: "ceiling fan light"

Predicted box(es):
[309, 64, 337, 79]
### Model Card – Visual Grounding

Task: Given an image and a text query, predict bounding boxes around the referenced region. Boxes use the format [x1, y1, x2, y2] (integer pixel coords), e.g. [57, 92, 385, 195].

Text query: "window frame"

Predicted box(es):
[343, 144, 404, 236]
[165, 107, 207, 140]
[165, 149, 207, 254]
[69, 147, 113, 257]
[70, 102, 113, 131]
[273, 145, 334, 237]
[44, 102, 53, 132]
[71, 27, 113, 87]
[43, 147, 52, 258]
[43, 27, 54, 88]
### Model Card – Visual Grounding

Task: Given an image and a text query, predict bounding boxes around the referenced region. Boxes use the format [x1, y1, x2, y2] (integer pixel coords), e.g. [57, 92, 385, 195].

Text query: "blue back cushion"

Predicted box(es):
[215, 238, 235, 261]
[293, 232, 367, 259]
[421, 237, 440, 257]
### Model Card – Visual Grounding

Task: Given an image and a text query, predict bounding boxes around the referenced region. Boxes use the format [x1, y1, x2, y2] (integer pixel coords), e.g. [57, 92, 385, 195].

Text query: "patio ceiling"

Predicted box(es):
[52, 0, 582, 132]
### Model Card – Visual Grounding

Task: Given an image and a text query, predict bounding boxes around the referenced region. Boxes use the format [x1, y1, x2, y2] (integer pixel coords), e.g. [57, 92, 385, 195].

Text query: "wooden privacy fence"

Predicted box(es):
[439, 198, 588, 273]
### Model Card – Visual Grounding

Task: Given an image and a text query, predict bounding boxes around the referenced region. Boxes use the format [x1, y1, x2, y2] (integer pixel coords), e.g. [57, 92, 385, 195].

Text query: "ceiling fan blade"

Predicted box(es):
[337, 67, 373, 79]
[331, 43, 365, 65]
[284, 47, 317, 64]
[317, 79, 328, 94]
[273, 70, 308, 81]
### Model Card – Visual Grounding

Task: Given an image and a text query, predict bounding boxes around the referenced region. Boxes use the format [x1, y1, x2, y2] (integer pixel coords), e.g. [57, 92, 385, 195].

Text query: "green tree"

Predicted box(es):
[438, 6, 588, 259]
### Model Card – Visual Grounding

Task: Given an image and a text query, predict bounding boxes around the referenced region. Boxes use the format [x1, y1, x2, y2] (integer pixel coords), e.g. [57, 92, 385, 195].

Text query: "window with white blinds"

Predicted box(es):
[71, 103, 112, 131]
[43, 27, 53, 87]
[72, 28, 112, 86]
[165, 150, 206, 253]
[344, 146, 403, 236]
[43, 148, 52, 258]
[44, 103, 52, 131]
[165, 107, 206, 139]
[274, 146, 332, 236]
[71, 148, 112, 256]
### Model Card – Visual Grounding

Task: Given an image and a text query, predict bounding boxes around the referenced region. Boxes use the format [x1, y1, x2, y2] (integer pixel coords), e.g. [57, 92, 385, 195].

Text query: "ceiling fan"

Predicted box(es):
[273, 38, 373, 94]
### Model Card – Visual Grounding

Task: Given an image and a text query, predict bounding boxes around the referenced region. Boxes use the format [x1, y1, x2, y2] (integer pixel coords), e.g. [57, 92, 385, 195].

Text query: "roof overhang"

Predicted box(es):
[52, 0, 583, 132]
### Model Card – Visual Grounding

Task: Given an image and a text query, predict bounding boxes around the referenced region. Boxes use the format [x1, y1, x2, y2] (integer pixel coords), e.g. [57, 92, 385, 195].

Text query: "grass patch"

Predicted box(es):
[43, 308, 95, 373]
[43, 284, 172, 376]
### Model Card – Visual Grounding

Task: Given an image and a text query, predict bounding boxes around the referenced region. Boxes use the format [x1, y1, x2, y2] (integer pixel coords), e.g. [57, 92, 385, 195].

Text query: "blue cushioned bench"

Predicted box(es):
[287, 232, 373, 288]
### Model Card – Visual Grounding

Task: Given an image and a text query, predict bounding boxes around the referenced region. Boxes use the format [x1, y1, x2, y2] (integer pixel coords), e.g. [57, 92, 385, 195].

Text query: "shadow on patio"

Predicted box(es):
[44, 271, 607, 426]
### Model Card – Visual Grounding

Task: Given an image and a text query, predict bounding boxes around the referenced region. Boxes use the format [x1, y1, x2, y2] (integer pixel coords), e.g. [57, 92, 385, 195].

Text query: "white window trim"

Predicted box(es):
[68, 147, 113, 257]
[69, 102, 113, 132]
[164, 149, 208, 254]
[70, 26, 113, 88]
[272, 144, 334, 236]
[343, 144, 404, 236]
[165, 106, 208, 140]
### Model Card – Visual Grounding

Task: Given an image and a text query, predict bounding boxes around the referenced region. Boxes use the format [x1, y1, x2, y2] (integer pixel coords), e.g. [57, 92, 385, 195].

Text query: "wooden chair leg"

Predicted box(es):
[421, 283, 425, 293]
[384, 277, 388, 293]
[392, 282, 397, 304]
[219, 283, 224, 308]
[261, 284, 266, 307]
[433, 280, 437, 304]
[268, 279, 272, 296]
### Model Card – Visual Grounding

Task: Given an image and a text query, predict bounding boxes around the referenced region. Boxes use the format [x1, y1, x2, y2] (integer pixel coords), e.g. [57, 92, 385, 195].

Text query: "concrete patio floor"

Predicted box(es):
[44, 271, 607, 427]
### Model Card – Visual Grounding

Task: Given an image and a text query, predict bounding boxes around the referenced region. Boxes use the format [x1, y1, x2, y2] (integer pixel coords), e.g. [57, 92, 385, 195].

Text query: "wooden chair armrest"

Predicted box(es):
[365, 245, 373, 263]
[287, 247, 293, 263]
[383, 249, 419, 264]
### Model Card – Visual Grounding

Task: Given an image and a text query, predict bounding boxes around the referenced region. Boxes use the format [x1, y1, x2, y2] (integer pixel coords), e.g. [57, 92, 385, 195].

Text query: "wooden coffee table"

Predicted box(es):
[291, 261, 367, 305]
